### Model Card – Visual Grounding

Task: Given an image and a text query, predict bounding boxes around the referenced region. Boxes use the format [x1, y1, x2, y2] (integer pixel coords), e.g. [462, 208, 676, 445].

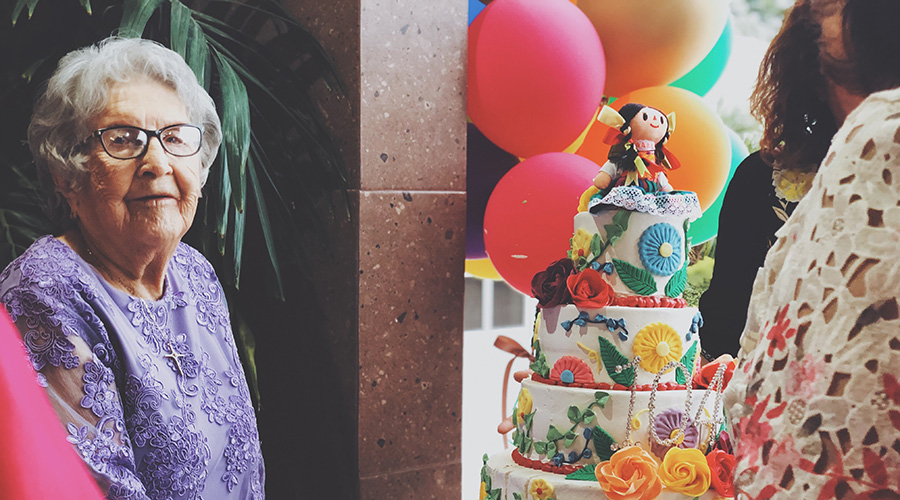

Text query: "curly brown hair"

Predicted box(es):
[750, 0, 837, 173]
[811, 0, 900, 96]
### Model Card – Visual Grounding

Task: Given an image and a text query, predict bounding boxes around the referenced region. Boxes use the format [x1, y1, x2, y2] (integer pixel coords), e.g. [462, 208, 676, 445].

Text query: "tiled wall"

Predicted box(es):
[281, 1, 467, 498]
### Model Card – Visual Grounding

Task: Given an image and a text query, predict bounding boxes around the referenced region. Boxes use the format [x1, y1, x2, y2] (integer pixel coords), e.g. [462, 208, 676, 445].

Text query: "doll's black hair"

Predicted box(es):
[609, 102, 671, 169]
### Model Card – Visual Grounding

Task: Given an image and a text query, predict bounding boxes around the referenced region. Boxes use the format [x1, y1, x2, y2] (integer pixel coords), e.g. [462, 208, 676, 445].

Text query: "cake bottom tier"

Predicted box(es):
[485, 451, 730, 500]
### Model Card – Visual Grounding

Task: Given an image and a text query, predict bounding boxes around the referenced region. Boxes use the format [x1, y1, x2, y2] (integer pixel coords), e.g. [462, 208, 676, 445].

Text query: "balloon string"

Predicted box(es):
[494, 335, 533, 449]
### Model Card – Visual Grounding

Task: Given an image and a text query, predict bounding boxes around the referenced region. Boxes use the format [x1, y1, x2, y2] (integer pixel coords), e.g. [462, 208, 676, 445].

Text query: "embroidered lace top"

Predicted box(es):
[723, 87, 900, 499]
[0, 236, 265, 499]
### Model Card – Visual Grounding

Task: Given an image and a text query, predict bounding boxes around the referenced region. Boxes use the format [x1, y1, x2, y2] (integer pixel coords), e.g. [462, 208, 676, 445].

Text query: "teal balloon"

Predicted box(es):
[670, 17, 733, 96]
[687, 127, 748, 244]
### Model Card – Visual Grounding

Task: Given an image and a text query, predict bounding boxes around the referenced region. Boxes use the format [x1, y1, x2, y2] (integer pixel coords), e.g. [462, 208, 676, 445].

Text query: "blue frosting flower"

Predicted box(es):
[638, 223, 684, 276]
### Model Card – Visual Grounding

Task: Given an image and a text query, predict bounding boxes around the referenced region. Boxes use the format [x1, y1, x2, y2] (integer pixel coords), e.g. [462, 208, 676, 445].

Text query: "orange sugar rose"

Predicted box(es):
[594, 446, 662, 500]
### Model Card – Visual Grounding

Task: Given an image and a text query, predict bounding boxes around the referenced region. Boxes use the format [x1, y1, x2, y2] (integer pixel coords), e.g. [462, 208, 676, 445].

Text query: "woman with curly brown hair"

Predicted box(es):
[724, 0, 900, 496]
[699, 0, 838, 358]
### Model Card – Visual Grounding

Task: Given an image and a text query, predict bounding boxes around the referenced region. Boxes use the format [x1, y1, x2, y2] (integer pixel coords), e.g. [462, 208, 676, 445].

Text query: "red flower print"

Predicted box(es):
[764, 305, 796, 356]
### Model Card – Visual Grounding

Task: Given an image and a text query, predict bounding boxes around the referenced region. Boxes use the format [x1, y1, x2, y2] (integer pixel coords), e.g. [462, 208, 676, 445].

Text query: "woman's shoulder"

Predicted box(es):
[171, 241, 220, 283]
[1, 236, 85, 290]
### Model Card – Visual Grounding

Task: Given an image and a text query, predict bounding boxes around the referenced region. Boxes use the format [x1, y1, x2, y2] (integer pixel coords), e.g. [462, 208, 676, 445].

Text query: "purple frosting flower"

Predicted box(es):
[649, 408, 699, 459]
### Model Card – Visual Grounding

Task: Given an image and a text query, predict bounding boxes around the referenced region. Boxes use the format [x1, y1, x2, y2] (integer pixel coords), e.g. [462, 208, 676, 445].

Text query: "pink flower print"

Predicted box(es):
[786, 355, 825, 399]
[733, 395, 774, 469]
[764, 306, 796, 357]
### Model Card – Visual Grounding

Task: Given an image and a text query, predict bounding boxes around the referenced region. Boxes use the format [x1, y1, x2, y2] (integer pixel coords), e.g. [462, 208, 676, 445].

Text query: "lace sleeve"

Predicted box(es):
[4, 284, 149, 499]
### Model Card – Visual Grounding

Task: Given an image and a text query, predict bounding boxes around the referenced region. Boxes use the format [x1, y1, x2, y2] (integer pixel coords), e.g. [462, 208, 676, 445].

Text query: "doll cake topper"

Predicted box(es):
[594, 102, 678, 193]
[581, 103, 693, 216]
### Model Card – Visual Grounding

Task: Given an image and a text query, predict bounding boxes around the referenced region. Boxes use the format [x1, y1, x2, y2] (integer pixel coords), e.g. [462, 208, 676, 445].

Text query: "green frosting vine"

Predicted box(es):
[480, 454, 502, 500]
[574, 211, 631, 272]
[529, 341, 550, 378]
[532, 392, 610, 466]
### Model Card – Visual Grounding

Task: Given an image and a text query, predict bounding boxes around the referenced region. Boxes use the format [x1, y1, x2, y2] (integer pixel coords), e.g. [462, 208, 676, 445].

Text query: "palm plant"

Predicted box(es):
[2, 0, 348, 408]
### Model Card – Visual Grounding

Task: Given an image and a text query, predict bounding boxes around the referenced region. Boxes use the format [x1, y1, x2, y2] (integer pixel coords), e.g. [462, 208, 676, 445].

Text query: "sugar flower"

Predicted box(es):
[594, 446, 661, 500]
[658, 447, 711, 497]
[633, 323, 683, 374]
[649, 408, 699, 459]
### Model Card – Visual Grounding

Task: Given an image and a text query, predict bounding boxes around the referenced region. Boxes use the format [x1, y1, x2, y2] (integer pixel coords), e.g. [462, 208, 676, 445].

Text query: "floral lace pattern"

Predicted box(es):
[589, 186, 702, 219]
[724, 88, 900, 499]
[0, 236, 264, 499]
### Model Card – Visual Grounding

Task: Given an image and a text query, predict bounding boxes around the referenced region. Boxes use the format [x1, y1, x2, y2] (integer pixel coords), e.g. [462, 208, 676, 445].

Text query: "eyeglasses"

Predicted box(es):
[92, 124, 203, 160]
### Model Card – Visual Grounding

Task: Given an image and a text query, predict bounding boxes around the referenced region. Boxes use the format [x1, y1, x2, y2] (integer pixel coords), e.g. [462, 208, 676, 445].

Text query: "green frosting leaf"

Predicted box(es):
[530, 342, 550, 377]
[567, 406, 582, 423]
[597, 337, 635, 386]
[676, 341, 699, 385]
[613, 258, 657, 295]
[582, 409, 595, 425]
[487, 490, 501, 500]
[592, 426, 616, 461]
[523, 411, 535, 433]
[565, 464, 598, 481]
[546, 425, 564, 442]
[546, 441, 557, 457]
[590, 233, 603, 259]
[594, 391, 610, 407]
[564, 431, 577, 448]
[513, 493, 523, 500]
[665, 262, 688, 298]
[534, 440, 547, 455]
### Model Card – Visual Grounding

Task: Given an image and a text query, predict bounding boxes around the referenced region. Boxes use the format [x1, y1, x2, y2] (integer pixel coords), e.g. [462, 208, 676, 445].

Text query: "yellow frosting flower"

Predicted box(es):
[570, 228, 592, 261]
[658, 447, 712, 497]
[632, 323, 683, 374]
[479, 481, 488, 500]
[595, 446, 661, 500]
[516, 387, 533, 422]
[528, 478, 555, 500]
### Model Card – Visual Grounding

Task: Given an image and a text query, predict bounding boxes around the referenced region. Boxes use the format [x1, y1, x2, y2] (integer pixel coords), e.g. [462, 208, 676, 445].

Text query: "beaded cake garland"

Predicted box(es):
[611, 356, 728, 454]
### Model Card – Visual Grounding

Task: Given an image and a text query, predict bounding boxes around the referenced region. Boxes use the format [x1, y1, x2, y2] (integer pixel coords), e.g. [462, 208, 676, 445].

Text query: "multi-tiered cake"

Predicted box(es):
[480, 186, 735, 500]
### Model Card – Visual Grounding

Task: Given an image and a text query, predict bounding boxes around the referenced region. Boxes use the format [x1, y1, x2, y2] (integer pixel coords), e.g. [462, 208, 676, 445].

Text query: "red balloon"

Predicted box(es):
[483, 153, 600, 296]
[468, 0, 606, 159]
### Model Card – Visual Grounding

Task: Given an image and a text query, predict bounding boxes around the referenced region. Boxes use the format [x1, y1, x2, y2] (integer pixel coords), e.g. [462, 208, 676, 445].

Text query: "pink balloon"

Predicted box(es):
[483, 153, 600, 296]
[468, 0, 606, 159]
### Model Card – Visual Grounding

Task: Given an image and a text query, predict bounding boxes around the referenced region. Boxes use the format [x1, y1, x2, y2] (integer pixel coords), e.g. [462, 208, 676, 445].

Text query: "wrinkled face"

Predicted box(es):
[62, 79, 202, 249]
[629, 107, 668, 144]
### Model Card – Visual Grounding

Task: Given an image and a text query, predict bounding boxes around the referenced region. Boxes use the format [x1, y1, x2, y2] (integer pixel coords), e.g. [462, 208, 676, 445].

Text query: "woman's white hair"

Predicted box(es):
[28, 36, 222, 229]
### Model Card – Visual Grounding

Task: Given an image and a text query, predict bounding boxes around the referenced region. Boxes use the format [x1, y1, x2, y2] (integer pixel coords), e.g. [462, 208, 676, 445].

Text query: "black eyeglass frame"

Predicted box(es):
[92, 123, 204, 160]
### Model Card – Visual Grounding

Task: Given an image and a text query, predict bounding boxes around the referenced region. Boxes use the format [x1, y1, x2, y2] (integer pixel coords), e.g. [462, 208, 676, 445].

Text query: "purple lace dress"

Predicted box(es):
[0, 236, 265, 499]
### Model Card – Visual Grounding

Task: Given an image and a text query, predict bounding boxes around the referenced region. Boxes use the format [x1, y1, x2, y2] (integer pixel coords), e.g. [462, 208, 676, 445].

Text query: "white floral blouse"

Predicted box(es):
[724, 87, 900, 499]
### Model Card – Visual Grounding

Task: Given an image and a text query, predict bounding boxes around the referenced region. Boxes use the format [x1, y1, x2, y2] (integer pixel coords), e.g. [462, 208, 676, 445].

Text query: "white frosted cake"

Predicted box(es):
[480, 188, 735, 500]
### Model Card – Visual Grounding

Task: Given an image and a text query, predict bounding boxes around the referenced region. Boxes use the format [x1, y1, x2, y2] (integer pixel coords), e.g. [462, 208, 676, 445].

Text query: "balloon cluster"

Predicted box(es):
[466, 0, 746, 295]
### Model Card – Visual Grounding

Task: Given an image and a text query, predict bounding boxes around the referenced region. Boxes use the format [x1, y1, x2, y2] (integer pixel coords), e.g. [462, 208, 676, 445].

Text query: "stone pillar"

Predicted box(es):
[265, 1, 467, 498]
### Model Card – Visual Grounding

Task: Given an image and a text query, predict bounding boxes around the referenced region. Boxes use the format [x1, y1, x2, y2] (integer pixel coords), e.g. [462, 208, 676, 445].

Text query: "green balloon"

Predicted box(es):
[687, 127, 748, 244]
[670, 17, 733, 96]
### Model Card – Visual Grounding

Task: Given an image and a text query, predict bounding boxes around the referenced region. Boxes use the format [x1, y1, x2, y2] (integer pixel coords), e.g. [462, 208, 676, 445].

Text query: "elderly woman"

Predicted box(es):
[724, 0, 900, 498]
[0, 38, 264, 499]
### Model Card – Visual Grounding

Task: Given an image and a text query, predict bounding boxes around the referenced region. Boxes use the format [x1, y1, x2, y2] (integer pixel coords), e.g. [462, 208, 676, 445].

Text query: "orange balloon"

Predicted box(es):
[574, 86, 730, 211]
[465, 257, 504, 280]
[577, 0, 728, 97]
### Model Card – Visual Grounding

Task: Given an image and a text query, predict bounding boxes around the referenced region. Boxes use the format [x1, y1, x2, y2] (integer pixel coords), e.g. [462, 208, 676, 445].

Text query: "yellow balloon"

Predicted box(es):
[578, 0, 728, 97]
[465, 257, 504, 280]
[562, 106, 600, 154]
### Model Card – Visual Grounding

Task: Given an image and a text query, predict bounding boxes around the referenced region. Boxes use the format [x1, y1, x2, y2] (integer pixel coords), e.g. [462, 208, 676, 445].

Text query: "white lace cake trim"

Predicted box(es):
[588, 186, 702, 220]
